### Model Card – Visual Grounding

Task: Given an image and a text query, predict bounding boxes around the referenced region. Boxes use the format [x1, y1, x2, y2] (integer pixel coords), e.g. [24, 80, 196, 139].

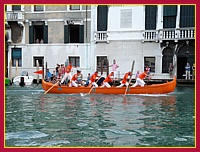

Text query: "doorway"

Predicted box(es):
[177, 57, 187, 79]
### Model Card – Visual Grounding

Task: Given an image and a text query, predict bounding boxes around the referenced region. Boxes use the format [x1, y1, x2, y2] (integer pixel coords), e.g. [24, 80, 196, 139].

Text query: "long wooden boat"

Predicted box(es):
[42, 77, 176, 94]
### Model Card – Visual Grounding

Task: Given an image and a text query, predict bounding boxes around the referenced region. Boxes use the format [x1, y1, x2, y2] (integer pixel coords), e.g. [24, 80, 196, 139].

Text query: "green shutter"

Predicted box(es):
[79, 25, 84, 43]
[12, 49, 21, 58]
[97, 5, 108, 31]
[64, 25, 69, 43]
[163, 6, 177, 28]
[29, 25, 34, 44]
[145, 5, 157, 30]
[43, 25, 48, 43]
[180, 5, 195, 28]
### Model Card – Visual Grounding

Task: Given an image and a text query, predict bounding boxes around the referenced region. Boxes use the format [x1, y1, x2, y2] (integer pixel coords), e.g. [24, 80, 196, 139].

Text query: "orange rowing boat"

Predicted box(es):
[42, 77, 176, 94]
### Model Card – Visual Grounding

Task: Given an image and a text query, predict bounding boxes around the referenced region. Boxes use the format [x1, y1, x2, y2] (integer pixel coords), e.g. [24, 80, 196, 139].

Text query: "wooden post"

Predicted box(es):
[45, 62, 48, 80]
[9, 59, 12, 81]
[36, 60, 39, 85]
[15, 60, 18, 76]
[42, 59, 44, 79]
[106, 59, 109, 76]
[101, 60, 104, 75]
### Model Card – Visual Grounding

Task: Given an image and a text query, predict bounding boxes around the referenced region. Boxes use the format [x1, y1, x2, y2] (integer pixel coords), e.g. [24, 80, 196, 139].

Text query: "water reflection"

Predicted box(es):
[5, 85, 195, 147]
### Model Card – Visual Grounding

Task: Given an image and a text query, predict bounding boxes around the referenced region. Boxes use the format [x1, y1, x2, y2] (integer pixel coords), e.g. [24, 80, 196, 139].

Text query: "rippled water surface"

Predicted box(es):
[5, 84, 195, 147]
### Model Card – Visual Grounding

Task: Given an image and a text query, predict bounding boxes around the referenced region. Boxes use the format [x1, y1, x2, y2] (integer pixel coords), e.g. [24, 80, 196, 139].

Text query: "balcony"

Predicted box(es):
[143, 27, 195, 42]
[94, 31, 109, 43]
[5, 11, 24, 22]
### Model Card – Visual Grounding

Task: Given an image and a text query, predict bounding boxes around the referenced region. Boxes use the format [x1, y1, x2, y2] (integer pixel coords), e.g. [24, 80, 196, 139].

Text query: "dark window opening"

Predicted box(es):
[12, 5, 21, 11]
[29, 21, 48, 44]
[144, 57, 155, 73]
[33, 56, 44, 67]
[34, 25, 44, 43]
[145, 5, 157, 30]
[180, 5, 195, 28]
[69, 25, 79, 43]
[34, 5, 44, 11]
[69, 57, 80, 67]
[97, 5, 108, 31]
[64, 25, 84, 43]
[162, 48, 173, 73]
[163, 5, 177, 28]
[97, 56, 107, 72]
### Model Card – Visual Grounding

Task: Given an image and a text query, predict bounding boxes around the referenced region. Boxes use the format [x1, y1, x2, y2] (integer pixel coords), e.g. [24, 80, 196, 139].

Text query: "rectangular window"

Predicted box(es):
[29, 21, 48, 44]
[12, 48, 22, 67]
[97, 5, 108, 31]
[69, 56, 80, 67]
[34, 5, 44, 11]
[70, 5, 80, 10]
[180, 5, 195, 28]
[144, 57, 155, 73]
[163, 5, 177, 28]
[97, 56, 108, 72]
[34, 25, 44, 43]
[145, 5, 157, 30]
[64, 25, 84, 43]
[33, 56, 44, 67]
[12, 5, 21, 11]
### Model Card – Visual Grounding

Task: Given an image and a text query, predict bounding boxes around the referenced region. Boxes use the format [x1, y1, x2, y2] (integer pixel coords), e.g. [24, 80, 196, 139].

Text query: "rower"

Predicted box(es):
[100, 72, 114, 88]
[69, 70, 81, 87]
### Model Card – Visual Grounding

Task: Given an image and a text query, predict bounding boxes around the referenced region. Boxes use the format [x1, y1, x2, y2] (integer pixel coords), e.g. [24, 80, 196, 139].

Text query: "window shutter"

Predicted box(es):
[12, 49, 21, 58]
[180, 5, 195, 28]
[64, 25, 69, 43]
[43, 25, 48, 43]
[29, 25, 34, 44]
[79, 25, 84, 43]
[145, 5, 157, 30]
[163, 5, 177, 28]
[97, 5, 108, 31]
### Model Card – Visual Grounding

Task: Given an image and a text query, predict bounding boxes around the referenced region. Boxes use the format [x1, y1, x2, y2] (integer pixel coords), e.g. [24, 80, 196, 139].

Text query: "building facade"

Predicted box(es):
[5, 5, 195, 80]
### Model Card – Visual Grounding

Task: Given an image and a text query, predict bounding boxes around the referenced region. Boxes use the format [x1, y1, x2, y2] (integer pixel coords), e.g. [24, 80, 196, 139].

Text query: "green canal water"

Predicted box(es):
[5, 84, 195, 147]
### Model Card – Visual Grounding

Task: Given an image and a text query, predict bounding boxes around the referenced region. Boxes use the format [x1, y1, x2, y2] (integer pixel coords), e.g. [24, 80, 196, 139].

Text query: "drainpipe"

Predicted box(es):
[86, 5, 88, 71]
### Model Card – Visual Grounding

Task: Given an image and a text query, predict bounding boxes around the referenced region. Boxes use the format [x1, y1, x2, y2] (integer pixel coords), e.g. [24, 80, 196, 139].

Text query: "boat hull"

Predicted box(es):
[13, 76, 34, 86]
[42, 77, 176, 94]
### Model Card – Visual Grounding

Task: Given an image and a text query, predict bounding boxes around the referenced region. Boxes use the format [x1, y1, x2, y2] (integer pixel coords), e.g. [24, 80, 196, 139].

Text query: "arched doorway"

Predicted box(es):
[162, 47, 174, 73]
[176, 42, 195, 79]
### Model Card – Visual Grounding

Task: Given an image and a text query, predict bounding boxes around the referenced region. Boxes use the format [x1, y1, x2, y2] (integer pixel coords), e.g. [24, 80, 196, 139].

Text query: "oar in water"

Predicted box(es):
[124, 60, 135, 95]
[44, 81, 59, 94]
[80, 76, 102, 97]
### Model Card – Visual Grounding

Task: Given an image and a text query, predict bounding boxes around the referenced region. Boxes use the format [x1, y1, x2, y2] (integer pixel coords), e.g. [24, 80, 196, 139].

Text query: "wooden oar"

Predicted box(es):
[44, 81, 59, 94]
[124, 60, 135, 95]
[80, 75, 102, 96]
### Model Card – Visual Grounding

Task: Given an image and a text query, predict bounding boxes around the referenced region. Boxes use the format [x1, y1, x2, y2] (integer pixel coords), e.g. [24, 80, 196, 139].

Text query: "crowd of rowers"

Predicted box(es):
[45, 62, 154, 88]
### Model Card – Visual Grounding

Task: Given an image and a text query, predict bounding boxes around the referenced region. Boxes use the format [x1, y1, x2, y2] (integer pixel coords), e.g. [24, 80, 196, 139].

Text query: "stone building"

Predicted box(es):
[5, 5, 195, 80]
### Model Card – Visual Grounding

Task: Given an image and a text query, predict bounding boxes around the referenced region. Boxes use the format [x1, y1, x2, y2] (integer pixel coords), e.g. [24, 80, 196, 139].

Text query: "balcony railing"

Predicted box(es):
[94, 31, 109, 43]
[143, 28, 195, 42]
[142, 30, 158, 42]
[5, 11, 24, 21]
[95, 28, 195, 44]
